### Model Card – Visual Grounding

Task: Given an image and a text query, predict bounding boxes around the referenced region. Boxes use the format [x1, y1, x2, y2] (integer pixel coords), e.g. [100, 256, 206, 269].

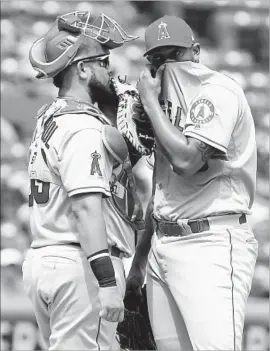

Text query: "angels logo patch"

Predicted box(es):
[190, 98, 215, 126]
[90, 151, 102, 176]
[158, 21, 170, 40]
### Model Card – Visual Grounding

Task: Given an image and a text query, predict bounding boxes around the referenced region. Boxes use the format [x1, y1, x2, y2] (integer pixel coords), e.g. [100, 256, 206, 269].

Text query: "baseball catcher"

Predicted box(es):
[23, 10, 147, 350]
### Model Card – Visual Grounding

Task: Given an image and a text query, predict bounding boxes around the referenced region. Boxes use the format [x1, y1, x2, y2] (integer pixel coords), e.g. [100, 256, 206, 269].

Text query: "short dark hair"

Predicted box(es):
[53, 70, 65, 88]
[52, 65, 72, 89]
[148, 45, 186, 55]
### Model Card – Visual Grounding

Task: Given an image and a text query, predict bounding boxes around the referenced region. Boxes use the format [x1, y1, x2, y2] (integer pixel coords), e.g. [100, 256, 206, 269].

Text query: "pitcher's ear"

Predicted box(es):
[192, 43, 200, 63]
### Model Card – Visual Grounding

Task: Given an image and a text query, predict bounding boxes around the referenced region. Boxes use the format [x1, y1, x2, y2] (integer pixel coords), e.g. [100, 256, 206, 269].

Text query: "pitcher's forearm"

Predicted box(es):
[132, 197, 154, 270]
[132, 230, 152, 272]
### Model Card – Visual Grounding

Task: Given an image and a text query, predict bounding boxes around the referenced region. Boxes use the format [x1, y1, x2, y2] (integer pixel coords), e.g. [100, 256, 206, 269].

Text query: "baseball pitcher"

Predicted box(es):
[125, 16, 258, 350]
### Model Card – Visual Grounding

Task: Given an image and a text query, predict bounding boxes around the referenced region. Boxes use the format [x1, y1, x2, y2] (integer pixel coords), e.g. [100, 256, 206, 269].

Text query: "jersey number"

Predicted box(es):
[29, 180, 50, 207]
[160, 99, 183, 130]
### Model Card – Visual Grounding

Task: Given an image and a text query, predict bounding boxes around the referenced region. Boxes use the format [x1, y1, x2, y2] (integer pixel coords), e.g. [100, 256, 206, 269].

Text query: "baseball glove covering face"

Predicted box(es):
[111, 77, 154, 157]
[116, 286, 157, 350]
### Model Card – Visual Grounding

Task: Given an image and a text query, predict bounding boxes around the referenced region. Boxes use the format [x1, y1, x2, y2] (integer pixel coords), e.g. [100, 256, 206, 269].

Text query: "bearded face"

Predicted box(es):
[88, 67, 118, 107]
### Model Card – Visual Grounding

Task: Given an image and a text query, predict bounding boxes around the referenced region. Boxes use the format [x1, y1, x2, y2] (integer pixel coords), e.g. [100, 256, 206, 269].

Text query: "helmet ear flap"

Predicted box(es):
[29, 23, 83, 79]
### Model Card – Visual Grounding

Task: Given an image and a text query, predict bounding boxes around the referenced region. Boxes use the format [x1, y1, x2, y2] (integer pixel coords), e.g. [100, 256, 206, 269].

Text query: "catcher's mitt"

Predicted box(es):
[111, 76, 154, 157]
[116, 286, 157, 350]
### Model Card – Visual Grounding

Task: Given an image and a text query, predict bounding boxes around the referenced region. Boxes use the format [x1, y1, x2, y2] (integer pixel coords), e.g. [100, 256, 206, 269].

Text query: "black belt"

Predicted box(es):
[69, 243, 124, 258]
[154, 214, 247, 237]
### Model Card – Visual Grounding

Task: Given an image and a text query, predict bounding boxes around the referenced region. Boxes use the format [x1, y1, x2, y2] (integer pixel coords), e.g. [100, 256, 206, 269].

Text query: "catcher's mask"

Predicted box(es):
[29, 11, 138, 79]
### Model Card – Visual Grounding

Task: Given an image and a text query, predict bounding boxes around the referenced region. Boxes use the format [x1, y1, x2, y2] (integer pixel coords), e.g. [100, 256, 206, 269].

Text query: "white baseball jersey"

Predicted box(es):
[28, 98, 135, 256]
[154, 61, 257, 221]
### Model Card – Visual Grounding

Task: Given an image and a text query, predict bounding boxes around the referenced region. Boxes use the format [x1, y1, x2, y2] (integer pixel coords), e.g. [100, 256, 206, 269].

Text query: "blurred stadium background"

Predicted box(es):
[1, 0, 269, 350]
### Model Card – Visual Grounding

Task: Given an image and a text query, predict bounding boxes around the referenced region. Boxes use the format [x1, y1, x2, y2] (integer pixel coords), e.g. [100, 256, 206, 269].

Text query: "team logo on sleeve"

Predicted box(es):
[158, 21, 170, 40]
[90, 151, 102, 176]
[190, 98, 215, 127]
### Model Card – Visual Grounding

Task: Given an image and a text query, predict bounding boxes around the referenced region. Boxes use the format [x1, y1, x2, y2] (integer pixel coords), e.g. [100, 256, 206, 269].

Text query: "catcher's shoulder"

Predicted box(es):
[52, 98, 108, 133]
[43, 112, 104, 153]
[56, 112, 104, 132]
[37, 99, 111, 151]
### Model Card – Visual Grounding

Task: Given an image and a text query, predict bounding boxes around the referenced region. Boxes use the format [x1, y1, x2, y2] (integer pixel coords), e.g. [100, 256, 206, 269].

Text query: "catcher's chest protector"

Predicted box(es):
[109, 159, 144, 231]
[41, 97, 144, 231]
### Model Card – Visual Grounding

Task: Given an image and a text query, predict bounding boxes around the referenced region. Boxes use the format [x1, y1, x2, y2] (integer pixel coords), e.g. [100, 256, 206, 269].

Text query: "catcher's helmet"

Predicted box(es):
[30, 11, 138, 79]
[144, 15, 195, 56]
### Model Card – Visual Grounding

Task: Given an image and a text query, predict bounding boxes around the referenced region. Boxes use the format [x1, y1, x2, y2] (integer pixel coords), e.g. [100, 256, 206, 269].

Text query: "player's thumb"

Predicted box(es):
[119, 308, 125, 322]
[177, 218, 192, 234]
[156, 65, 165, 82]
[110, 77, 121, 96]
[99, 306, 107, 318]
[133, 284, 143, 301]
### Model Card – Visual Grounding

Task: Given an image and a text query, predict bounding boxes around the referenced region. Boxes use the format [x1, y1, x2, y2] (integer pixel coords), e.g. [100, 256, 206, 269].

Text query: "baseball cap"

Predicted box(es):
[144, 15, 195, 56]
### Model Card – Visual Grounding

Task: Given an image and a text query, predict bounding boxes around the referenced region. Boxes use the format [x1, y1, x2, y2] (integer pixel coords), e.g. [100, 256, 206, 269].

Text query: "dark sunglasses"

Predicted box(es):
[73, 54, 110, 69]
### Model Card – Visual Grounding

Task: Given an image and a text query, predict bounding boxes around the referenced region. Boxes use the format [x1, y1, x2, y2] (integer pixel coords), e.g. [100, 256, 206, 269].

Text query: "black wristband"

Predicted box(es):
[89, 253, 117, 288]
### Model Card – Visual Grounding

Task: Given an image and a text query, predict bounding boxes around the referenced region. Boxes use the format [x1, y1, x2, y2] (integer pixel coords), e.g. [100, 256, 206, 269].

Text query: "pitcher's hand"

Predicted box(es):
[137, 64, 165, 104]
[125, 266, 145, 305]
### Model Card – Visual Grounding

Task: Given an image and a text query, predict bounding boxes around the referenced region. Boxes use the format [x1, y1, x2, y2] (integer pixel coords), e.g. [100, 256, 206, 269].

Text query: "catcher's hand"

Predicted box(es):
[116, 286, 157, 350]
[111, 76, 154, 157]
[99, 286, 124, 323]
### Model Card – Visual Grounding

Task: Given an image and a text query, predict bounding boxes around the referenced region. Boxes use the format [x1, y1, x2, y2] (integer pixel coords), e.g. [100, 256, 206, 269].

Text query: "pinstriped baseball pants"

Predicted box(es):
[146, 224, 258, 350]
[22, 245, 125, 350]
